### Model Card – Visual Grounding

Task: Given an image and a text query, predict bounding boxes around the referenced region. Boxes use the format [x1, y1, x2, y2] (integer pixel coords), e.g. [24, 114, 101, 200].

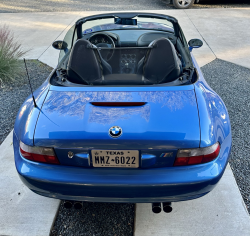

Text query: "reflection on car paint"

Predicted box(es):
[89, 105, 150, 124]
[44, 91, 133, 118]
[138, 90, 196, 111]
[43, 90, 196, 120]
[192, 58, 231, 147]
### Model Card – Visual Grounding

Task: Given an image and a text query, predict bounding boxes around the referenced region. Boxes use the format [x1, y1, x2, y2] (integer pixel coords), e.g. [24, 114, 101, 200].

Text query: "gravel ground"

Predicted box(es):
[201, 59, 250, 213]
[51, 202, 135, 236]
[0, 60, 52, 145]
[0, 0, 249, 13]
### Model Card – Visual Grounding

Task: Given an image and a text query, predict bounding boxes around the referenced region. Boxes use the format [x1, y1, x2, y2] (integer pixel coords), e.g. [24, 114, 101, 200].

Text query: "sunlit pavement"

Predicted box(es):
[0, 132, 60, 236]
[135, 165, 250, 236]
[1, 8, 250, 236]
[1, 9, 250, 69]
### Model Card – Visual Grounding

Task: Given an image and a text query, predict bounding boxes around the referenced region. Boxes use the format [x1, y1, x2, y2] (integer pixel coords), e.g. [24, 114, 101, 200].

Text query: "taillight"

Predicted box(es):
[174, 142, 220, 166]
[20, 141, 60, 164]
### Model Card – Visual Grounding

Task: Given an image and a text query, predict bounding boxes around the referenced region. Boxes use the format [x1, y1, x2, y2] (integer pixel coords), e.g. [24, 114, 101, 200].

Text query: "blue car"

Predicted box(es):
[13, 12, 231, 213]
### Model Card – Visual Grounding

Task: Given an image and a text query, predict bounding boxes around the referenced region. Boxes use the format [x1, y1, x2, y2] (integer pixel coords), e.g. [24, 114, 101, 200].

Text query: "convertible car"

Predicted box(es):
[14, 12, 231, 213]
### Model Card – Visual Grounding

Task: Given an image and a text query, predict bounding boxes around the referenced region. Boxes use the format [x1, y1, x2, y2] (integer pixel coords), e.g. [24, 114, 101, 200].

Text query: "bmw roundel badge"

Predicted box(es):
[109, 126, 122, 138]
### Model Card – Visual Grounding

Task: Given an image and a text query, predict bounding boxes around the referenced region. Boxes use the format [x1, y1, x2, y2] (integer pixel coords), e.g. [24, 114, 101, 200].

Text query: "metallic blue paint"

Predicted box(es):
[141, 154, 157, 168]
[13, 24, 232, 203]
[34, 89, 200, 150]
[14, 72, 52, 146]
[32, 88, 200, 170]
[192, 55, 231, 147]
[13, 131, 231, 203]
[13, 63, 232, 202]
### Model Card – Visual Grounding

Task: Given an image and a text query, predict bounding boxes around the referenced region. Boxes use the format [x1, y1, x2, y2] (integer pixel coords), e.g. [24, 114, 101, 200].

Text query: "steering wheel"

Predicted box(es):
[88, 33, 115, 61]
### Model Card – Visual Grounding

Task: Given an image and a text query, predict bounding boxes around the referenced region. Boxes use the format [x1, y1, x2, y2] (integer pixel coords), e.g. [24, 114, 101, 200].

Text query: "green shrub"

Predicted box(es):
[0, 25, 27, 85]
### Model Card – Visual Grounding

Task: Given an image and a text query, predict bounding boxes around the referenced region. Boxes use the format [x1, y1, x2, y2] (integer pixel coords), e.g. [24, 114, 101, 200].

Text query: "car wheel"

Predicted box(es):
[173, 0, 195, 9]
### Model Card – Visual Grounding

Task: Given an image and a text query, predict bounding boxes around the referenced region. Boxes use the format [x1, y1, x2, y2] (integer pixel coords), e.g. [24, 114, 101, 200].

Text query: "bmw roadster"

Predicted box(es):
[13, 12, 231, 212]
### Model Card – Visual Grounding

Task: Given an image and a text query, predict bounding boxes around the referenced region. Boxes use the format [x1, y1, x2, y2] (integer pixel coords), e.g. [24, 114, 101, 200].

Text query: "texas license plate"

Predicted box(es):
[91, 150, 139, 168]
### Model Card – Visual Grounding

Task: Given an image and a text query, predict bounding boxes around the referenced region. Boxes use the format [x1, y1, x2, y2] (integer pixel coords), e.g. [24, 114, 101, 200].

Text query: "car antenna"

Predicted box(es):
[23, 58, 37, 108]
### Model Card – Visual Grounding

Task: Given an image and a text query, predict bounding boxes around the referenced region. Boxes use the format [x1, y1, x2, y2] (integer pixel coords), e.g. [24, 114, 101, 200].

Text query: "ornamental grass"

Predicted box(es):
[0, 25, 28, 86]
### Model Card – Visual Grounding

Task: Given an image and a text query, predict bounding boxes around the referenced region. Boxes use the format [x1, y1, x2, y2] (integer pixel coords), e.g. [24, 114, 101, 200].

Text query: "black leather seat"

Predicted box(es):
[67, 39, 112, 85]
[137, 38, 182, 84]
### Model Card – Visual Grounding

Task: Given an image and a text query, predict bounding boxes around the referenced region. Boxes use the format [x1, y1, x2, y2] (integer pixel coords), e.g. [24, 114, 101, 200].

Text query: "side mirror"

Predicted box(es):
[52, 40, 68, 51]
[188, 39, 203, 52]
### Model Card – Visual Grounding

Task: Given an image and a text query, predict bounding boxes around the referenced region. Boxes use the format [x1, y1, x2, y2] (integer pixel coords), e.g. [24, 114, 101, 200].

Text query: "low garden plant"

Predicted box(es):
[0, 25, 27, 86]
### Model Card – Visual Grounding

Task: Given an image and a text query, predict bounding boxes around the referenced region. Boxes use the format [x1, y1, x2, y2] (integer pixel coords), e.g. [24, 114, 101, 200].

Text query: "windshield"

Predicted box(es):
[82, 17, 174, 35]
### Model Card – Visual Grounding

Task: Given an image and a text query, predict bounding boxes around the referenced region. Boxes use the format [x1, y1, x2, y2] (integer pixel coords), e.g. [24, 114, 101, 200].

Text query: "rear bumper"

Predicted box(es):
[14, 133, 231, 203]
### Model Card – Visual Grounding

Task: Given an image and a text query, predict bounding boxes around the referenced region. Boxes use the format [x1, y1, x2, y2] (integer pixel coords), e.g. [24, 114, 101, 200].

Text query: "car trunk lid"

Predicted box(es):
[34, 88, 200, 168]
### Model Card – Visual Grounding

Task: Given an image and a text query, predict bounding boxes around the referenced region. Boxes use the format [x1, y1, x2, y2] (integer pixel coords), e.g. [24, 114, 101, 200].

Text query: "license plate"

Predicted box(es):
[91, 150, 139, 168]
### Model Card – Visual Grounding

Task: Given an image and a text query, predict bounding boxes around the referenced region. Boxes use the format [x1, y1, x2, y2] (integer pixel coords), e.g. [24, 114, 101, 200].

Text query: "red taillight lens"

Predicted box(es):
[174, 142, 220, 166]
[20, 141, 60, 164]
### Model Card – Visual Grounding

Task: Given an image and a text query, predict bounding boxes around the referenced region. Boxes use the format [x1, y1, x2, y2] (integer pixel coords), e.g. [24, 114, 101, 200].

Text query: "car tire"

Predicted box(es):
[173, 0, 195, 9]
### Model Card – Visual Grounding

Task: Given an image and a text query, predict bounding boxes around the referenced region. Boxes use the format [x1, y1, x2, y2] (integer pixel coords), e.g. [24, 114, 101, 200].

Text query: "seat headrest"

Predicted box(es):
[67, 39, 102, 84]
[143, 38, 182, 84]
